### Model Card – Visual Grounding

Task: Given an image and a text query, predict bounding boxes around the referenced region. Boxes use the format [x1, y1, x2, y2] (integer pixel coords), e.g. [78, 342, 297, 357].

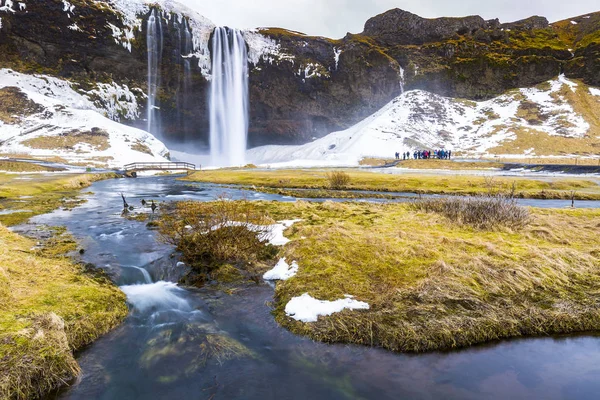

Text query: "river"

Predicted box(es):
[21, 176, 600, 400]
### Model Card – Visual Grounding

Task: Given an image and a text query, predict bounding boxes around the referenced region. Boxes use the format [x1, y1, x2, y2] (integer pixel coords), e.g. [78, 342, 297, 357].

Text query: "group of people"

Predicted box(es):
[394, 149, 452, 160]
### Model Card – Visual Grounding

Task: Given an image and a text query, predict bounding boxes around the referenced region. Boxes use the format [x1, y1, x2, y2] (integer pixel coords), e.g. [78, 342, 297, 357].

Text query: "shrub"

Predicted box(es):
[410, 194, 531, 230]
[158, 198, 277, 280]
[327, 171, 351, 189]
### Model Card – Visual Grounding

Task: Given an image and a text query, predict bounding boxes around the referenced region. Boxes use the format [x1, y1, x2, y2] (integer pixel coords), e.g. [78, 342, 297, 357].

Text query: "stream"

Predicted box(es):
[19, 176, 600, 400]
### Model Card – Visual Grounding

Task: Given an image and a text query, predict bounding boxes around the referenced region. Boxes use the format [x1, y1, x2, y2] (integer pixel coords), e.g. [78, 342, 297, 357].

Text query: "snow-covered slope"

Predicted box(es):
[247, 75, 600, 167]
[0, 69, 170, 167]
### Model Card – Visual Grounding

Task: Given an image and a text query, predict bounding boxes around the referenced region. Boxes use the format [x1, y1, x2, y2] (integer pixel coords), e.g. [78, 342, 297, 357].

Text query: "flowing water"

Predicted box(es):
[24, 176, 600, 400]
[147, 9, 163, 138]
[209, 27, 249, 167]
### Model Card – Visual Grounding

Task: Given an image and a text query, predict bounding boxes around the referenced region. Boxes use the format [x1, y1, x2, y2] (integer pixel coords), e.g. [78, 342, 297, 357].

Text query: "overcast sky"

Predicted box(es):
[178, 0, 599, 38]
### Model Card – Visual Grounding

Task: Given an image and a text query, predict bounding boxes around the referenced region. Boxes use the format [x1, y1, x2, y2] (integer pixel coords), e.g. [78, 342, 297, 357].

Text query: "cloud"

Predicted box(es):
[178, 0, 599, 38]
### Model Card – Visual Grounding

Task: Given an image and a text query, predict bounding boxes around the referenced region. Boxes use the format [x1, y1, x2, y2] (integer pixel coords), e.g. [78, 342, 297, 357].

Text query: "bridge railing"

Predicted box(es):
[124, 162, 197, 171]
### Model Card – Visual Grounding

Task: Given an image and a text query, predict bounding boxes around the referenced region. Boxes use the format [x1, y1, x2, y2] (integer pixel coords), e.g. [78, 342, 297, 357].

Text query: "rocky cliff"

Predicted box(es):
[0, 1, 599, 148]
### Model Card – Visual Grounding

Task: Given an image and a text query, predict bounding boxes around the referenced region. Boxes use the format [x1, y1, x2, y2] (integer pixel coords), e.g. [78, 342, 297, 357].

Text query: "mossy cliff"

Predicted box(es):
[0, 2, 599, 146]
[0, 0, 210, 142]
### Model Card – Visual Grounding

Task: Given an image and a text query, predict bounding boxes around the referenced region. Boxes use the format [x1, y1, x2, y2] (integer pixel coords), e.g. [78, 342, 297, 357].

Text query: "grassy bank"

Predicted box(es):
[0, 160, 65, 173]
[360, 158, 505, 170]
[0, 225, 128, 399]
[184, 169, 600, 200]
[253, 201, 600, 352]
[0, 172, 116, 226]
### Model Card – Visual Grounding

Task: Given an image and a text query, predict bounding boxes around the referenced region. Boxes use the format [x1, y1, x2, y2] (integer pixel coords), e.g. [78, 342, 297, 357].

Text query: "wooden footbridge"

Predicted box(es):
[123, 162, 198, 176]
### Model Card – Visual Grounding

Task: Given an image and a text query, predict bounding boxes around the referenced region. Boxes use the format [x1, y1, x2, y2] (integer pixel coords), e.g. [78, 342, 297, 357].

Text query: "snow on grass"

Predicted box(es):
[212, 219, 301, 246]
[590, 87, 600, 97]
[285, 293, 370, 323]
[263, 258, 299, 281]
[247, 75, 592, 167]
[0, 69, 169, 167]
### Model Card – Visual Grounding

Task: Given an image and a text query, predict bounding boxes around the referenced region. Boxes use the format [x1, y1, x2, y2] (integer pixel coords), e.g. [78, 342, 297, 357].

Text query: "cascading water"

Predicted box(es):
[181, 19, 193, 141]
[147, 9, 163, 137]
[209, 27, 249, 167]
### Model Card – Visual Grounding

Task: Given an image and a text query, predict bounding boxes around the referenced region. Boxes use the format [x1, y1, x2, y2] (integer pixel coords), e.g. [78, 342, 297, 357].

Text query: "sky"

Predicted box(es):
[178, 0, 599, 38]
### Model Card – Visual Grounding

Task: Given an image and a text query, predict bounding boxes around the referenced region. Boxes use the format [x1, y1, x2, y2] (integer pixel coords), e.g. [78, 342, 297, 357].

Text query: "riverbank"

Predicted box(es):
[0, 225, 128, 399]
[251, 201, 600, 352]
[0, 172, 127, 399]
[184, 169, 600, 200]
[0, 172, 117, 226]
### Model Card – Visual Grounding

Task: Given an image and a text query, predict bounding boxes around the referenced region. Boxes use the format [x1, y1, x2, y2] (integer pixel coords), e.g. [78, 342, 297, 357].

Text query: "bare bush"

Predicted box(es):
[158, 197, 277, 277]
[410, 194, 531, 230]
[327, 171, 351, 189]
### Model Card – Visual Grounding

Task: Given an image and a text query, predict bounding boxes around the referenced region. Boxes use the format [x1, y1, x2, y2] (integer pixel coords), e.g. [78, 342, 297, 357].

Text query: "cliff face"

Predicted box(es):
[0, 1, 599, 147]
[0, 0, 213, 144]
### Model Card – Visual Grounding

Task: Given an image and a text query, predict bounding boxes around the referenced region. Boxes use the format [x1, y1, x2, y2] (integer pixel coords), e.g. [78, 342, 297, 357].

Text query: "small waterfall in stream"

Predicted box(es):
[147, 9, 163, 137]
[209, 27, 249, 167]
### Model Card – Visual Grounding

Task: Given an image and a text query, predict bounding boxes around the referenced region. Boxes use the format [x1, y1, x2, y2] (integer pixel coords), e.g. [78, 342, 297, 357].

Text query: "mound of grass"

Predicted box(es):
[326, 171, 350, 189]
[410, 194, 531, 229]
[252, 201, 600, 352]
[184, 169, 600, 200]
[0, 225, 128, 399]
[158, 199, 278, 284]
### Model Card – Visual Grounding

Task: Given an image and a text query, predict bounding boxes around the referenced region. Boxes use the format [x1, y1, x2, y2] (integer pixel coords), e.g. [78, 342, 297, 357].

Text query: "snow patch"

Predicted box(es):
[0, 69, 169, 167]
[67, 23, 82, 32]
[263, 258, 299, 281]
[0, 0, 15, 13]
[285, 293, 370, 323]
[87, 81, 142, 121]
[570, 20, 578, 25]
[589, 87, 600, 97]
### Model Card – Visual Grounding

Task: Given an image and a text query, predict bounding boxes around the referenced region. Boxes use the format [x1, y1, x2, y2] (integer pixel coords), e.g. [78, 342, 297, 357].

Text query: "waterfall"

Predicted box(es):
[209, 27, 249, 167]
[182, 19, 193, 141]
[147, 9, 163, 137]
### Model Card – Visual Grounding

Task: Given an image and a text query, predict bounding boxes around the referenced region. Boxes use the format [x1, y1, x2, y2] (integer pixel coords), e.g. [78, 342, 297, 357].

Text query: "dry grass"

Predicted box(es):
[184, 169, 600, 200]
[326, 171, 351, 189]
[397, 159, 504, 170]
[359, 157, 395, 166]
[131, 141, 153, 156]
[250, 201, 600, 353]
[410, 194, 531, 230]
[0, 225, 128, 399]
[22, 128, 110, 152]
[485, 157, 600, 166]
[0, 154, 69, 164]
[0, 160, 64, 173]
